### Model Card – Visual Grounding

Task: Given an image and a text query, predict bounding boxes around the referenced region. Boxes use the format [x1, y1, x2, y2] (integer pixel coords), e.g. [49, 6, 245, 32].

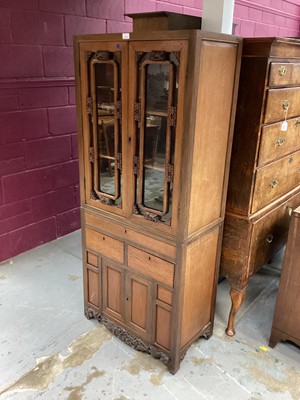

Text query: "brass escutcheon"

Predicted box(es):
[276, 137, 284, 146]
[269, 178, 278, 188]
[266, 234, 274, 244]
[295, 118, 300, 127]
[288, 157, 293, 164]
[278, 65, 287, 76]
[282, 100, 290, 111]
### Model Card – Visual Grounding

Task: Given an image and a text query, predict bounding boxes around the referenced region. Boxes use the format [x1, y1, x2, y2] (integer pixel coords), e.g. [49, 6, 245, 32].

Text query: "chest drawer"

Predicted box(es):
[252, 150, 300, 213]
[249, 189, 300, 277]
[264, 87, 300, 123]
[258, 116, 300, 166]
[269, 62, 300, 87]
[128, 246, 174, 287]
[85, 228, 124, 263]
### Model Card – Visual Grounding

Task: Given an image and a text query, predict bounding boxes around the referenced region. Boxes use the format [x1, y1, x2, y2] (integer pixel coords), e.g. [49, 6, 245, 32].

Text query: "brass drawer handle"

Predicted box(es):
[282, 100, 290, 111]
[269, 178, 278, 188]
[266, 234, 274, 244]
[288, 156, 293, 164]
[276, 137, 284, 146]
[278, 66, 287, 76]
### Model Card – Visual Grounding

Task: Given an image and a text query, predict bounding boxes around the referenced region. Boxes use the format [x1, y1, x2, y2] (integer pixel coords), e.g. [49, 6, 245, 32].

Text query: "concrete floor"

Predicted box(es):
[0, 230, 299, 400]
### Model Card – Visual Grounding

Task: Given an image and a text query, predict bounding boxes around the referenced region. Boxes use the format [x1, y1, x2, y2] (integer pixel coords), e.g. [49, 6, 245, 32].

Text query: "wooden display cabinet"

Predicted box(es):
[221, 38, 300, 337]
[74, 12, 242, 373]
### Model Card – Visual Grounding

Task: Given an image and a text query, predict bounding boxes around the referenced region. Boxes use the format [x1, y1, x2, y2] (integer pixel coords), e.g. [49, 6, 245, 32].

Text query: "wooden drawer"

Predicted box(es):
[85, 228, 124, 263]
[249, 190, 300, 277]
[269, 62, 300, 87]
[252, 150, 300, 213]
[264, 87, 300, 123]
[84, 212, 176, 260]
[258, 116, 300, 166]
[127, 246, 174, 287]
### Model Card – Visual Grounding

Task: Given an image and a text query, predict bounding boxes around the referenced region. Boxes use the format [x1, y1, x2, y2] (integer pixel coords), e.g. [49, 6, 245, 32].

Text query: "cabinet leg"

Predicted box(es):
[225, 286, 247, 337]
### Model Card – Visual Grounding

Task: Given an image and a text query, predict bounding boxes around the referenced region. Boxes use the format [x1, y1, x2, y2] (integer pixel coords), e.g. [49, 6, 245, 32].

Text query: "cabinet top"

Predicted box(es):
[126, 12, 202, 33]
[242, 37, 300, 59]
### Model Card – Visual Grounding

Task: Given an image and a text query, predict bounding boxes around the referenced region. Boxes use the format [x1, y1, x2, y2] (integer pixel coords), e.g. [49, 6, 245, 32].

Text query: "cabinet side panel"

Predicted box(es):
[180, 228, 219, 348]
[187, 41, 238, 234]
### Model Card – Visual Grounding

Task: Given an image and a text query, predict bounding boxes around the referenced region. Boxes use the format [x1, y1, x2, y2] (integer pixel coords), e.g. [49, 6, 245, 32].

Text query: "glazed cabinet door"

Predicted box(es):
[128, 41, 188, 231]
[79, 41, 128, 215]
[125, 272, 154, 341]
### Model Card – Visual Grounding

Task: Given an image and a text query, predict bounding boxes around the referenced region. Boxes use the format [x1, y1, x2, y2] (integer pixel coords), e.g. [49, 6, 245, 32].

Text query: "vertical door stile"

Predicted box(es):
[90, 60, 99, 198]
[138, 61, 146, 208]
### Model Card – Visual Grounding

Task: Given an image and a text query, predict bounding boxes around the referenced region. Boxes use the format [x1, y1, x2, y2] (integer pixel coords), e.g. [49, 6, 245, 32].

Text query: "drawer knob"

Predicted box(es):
[269, 178, 278, 188]
[288, 157, 293, 164]
[282, 100, 290, 111]
[276, 137, 284, 146]
[266, 234, 274, 244]
[278, 66, 287, 76]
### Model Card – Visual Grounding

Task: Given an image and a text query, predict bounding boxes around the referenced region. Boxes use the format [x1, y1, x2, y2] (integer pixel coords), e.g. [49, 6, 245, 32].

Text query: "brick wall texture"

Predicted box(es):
[0, 0, 299, 262]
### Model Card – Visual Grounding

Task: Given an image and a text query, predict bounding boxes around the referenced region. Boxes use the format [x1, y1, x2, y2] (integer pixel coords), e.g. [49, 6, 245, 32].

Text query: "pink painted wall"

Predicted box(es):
[0, 0, 299, 263]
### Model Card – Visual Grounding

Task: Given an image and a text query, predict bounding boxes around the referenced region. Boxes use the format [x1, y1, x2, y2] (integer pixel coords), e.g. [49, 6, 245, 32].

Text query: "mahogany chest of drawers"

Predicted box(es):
[220, 37, 300, 336]
[269, 205, 300, 349]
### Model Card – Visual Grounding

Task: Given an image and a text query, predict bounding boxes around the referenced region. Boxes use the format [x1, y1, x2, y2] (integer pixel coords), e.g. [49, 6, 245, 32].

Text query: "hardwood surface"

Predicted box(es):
[269, 205, 300, 349]
[221, 37, 300, 337]
[74, 13, 242, 373]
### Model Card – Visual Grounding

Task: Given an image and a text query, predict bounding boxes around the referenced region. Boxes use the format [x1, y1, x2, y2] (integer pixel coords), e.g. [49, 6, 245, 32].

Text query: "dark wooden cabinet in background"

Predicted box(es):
[74, 12, 242, 373]
[221, 37, 300, 336]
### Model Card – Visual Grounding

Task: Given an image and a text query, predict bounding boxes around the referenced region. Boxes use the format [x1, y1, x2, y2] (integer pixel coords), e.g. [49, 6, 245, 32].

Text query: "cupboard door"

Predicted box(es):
[129, 41, 187, 229]
[79, 42, 128, 214]
[102, 262, 125, 322]
[126, 272, 154, 341]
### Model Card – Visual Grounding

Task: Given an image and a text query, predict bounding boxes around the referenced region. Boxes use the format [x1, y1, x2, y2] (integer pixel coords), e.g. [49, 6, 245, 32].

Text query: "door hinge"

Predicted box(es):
[116, 152, 122, 171]
[167, 163, 174, 183]
[134, 102, 141, 122]
[86, 96, 93, 114]
[133, 156, 139, 175]
[116, 101, 122, 120]
[89, 147, 94, 163]
[168, 106, 177, 127]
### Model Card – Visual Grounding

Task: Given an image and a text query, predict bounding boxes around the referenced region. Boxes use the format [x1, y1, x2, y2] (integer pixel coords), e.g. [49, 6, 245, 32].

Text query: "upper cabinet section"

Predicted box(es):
[77, 37, 187, 232]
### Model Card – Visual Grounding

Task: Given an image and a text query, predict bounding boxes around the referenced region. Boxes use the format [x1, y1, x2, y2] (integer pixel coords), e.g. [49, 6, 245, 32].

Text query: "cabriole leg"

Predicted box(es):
[225, 286, 247, 336]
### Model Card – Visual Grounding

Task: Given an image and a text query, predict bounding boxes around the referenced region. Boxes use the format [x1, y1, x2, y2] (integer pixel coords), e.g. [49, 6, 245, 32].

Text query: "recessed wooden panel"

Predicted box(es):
[269, 62, 300, 87]
[85, 228, 124, 263]
[258, 116, 300, 167]
[106, 267, 122, 314]
[128, 246, 174, 287]
[252, 150, 300, 213]
[156, 306, 171, 350]
[157, 286, 173, 306]
[264, 87, 300, 123]
[131, 279, 148, 329]
[188, 40, 238, 234]
[87, 251, 98, 267]
[87, 269, 99, 307]
[181, 228, 219, 347]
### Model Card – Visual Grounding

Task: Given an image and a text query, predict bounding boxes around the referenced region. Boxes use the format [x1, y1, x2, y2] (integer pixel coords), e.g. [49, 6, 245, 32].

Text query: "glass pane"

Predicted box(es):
[143, 63, 170, 212]
[145, 64, 169, 112]
[143, 119, 165, 212]
[95, 62, 116, 196]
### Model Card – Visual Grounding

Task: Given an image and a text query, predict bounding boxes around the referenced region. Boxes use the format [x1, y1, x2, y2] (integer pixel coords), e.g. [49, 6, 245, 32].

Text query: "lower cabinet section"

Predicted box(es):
[83, 224, 217, 374]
